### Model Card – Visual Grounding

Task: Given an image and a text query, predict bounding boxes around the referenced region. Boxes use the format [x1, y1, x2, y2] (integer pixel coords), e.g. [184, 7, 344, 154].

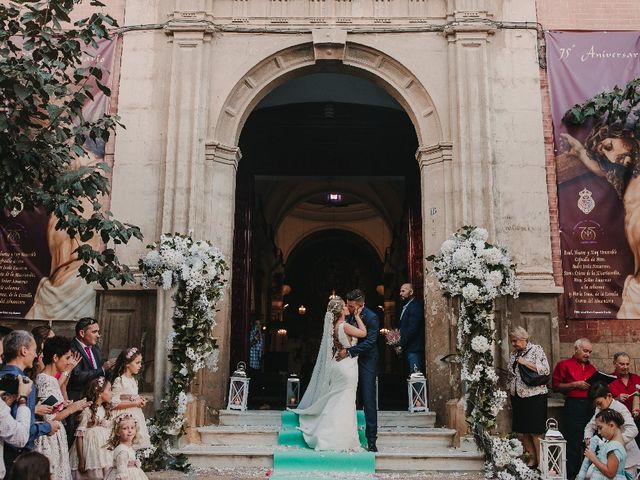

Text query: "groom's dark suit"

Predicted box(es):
[346, 305, 379, 446]
[68, 337, 106, 401]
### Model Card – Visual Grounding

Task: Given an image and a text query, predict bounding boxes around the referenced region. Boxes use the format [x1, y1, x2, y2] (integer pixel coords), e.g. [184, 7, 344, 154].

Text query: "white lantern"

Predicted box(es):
[286, 374, 300, 408]
[227, 361, 250, 411]
[539, 418, 567, 480]
[407, 370, 428, 413]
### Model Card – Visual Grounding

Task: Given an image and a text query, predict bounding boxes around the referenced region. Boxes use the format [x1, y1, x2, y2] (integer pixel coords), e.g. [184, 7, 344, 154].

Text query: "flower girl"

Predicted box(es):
[105, 415, 148, 480]
[70, 377, 113, 480]
[583, 409, 631, 480]
[111, 347, 150, 449]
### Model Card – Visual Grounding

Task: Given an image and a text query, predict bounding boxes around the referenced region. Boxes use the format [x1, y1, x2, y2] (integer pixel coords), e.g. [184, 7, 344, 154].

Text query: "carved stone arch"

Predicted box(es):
[212, 41, 443, 150]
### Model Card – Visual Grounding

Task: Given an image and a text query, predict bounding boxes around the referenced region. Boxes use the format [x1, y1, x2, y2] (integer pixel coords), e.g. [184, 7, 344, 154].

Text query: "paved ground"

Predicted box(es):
[147, 469, 485, 480]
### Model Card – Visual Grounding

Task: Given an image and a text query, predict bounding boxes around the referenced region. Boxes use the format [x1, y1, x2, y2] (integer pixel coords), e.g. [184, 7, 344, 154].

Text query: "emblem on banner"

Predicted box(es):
[578, 188, 595, 214]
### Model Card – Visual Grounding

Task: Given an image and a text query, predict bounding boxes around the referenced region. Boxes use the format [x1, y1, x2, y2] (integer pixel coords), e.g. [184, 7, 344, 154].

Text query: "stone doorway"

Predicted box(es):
[229, 73, 423, 410]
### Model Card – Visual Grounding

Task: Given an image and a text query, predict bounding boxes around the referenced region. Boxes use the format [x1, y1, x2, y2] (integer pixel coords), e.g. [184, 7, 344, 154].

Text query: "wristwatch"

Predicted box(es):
[17, 395, 28, 405]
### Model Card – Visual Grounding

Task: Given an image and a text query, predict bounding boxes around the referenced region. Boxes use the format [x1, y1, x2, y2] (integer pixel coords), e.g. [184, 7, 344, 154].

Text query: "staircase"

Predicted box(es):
[176, 410, 484, 472]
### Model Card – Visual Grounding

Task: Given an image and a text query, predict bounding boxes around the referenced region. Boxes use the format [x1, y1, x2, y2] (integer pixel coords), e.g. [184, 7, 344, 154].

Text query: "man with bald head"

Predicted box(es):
[398, 283, 425, 374]
[552, 338, 597, 479]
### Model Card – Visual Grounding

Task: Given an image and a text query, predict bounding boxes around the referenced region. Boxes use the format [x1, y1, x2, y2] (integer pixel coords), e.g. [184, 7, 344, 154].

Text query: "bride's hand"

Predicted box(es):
[336, 349, 348, 362]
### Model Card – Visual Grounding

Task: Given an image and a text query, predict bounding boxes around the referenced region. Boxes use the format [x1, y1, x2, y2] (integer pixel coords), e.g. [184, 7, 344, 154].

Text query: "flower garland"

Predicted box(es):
[428, 226, 538, 480]
[138, 233, 229, 471]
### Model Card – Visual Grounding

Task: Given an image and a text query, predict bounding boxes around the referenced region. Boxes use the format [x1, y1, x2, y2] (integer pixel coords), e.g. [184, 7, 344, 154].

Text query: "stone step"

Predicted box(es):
[197, 425, 456, 449]
[216, 410, 436, 428]
[175, 445, 484, 472]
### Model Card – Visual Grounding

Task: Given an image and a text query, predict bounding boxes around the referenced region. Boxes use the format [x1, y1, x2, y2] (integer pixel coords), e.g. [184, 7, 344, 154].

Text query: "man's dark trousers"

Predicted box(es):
[564, 397, 593, 478]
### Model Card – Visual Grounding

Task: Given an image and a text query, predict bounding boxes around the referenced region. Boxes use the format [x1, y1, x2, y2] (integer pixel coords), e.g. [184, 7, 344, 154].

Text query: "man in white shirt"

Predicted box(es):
[0, 374, 33, 479]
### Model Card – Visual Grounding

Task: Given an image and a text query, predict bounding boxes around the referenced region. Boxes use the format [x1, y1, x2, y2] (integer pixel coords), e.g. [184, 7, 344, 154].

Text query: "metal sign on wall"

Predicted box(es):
[546, 31, 640, 319]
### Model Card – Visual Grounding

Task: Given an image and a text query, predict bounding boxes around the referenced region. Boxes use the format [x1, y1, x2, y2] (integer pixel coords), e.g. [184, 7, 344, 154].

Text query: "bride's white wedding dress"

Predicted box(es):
[293, 322, 360, 451]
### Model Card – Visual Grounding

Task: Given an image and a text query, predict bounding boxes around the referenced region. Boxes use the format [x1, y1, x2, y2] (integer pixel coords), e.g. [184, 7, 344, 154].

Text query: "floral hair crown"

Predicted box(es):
[115, 413, 138, 426]
[125, 347, 139, 360]
[96, 376, 106, 388]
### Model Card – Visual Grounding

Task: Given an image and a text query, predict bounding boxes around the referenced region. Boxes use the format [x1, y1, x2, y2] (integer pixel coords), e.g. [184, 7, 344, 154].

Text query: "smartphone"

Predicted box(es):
[41, 395, 59, 407]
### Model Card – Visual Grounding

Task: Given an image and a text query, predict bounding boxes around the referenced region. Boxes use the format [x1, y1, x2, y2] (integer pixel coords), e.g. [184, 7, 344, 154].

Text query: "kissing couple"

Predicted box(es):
[290, 289, 380, 452]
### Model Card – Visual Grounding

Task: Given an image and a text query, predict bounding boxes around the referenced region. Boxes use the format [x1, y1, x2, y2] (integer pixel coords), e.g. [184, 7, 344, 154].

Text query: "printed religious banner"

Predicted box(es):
[0, 38, 118, 321]
[546, 31, 640, 319]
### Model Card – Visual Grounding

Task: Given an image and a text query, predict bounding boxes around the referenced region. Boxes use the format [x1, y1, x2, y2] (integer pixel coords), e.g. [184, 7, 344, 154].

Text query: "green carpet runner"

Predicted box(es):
[270, 410, 375, 480]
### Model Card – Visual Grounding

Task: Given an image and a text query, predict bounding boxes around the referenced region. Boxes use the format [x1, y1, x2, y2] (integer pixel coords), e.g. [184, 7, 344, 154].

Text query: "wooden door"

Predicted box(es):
[96, 290, 156, 392]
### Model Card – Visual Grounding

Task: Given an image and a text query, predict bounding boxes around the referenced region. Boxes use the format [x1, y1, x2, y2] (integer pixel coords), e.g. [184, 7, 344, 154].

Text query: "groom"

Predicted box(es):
[337, 289, 379, 452]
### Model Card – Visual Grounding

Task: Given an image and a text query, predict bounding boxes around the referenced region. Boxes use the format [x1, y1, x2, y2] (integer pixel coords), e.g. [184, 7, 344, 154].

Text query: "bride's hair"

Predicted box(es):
[327, 297, 345, 356]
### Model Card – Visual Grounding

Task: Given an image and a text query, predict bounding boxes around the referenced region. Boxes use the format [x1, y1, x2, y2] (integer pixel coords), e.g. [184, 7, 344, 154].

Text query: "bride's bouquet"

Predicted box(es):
[384, 328, 402, 355]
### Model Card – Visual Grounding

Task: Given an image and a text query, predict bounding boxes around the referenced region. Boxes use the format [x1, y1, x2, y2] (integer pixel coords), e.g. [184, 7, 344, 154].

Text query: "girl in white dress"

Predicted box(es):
[35, 336, 90, 480]
[70, 376, 114, 479]
[292, 297, 367, 451]
[105, 415, 148, 480]
[110, 347, 149, 449]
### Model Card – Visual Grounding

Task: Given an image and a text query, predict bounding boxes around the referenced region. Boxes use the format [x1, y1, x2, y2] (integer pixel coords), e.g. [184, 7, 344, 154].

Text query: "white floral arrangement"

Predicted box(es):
[139, 232, 228, 471]
[429, 226, 535, 480]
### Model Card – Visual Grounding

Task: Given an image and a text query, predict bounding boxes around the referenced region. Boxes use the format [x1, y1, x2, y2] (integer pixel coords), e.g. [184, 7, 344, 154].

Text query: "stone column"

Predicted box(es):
[444, 1, 496, 234]
[153, 10, 213, 408]
[417, 143, 457, 423]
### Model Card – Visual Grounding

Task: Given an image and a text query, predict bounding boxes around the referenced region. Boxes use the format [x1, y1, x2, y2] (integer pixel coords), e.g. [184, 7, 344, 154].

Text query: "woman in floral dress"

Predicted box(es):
[35, 336, 90, 480]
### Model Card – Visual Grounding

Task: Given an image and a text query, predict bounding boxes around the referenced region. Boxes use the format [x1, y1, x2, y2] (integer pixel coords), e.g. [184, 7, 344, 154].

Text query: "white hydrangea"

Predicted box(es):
[487, 270, 504, 287]
[440, 239, 457, 255]
[471, 335, 490, 353]
[482, 247, 503, 265]
[452, 247, 475, 268]
[161, 270, 173, 289]
[206, 349, 220, 371]
[166, 332, 177, 350]
[462, 284, 480, 302]
[177, 392, 188, 415]
[471, 227, 489, 241]
[143, 250, 162, 268]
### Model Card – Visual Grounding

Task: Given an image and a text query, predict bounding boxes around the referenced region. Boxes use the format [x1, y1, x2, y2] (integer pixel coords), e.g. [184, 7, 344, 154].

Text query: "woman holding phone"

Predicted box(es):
[34, 337, 90, 480]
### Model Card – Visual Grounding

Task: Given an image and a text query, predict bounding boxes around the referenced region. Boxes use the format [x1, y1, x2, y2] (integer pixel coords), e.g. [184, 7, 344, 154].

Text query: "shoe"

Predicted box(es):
[367, 442, 378, 452]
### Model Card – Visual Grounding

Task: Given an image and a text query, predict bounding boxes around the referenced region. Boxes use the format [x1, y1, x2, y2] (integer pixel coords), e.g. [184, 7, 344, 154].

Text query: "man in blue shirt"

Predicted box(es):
[0, 330, 59, 474]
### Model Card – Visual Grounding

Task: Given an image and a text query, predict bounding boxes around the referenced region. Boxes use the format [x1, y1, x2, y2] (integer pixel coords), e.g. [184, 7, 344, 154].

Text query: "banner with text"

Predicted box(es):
[546, 31, 640, 319]
[0, 38, 117, 321]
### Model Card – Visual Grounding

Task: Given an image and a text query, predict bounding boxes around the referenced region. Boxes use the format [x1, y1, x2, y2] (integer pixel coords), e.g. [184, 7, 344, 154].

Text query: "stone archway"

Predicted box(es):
[211, 40, 444, 148]
[193, 38, 455, 430]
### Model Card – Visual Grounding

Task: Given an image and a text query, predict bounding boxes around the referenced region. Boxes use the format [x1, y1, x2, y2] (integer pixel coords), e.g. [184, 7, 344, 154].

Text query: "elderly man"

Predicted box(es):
[398, 283, 425, 374]
[0, 331, 58, 476]
[609, 352, 640, 416]
[552, 337, 597, 479]
[0, 373, 32, 479]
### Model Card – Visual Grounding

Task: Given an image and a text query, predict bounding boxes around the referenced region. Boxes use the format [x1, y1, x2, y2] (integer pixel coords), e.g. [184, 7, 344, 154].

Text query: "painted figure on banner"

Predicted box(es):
[560, 125, 640, 318]
[0, 39, 117, 321]
[545, 31, 640, 320]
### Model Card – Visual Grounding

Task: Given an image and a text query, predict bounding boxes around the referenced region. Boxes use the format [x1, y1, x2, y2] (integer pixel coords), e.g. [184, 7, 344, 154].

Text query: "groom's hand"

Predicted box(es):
[336, 349, 348, 362]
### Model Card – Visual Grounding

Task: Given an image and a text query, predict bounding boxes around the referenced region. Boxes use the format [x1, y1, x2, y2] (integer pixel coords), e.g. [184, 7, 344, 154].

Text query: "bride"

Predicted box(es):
[291, 296, 367, 451]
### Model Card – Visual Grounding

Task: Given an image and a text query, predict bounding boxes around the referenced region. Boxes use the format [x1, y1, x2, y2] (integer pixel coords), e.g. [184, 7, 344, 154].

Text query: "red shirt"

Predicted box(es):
[552, 356, 597, 398]
[609, 372, 640, 412]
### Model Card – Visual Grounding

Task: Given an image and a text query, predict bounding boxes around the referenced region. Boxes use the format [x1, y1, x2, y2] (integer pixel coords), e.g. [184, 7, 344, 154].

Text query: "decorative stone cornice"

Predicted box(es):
[416, 142, 453, 168]
[165, 11, 216, 36]
[205, 142, 242, 169]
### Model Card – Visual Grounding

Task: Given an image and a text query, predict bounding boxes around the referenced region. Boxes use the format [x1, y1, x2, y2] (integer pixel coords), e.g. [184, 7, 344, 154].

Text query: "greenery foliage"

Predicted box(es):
[429, 226, 537, 480]
[0, 0, 142, 288]
[139, 233, 229, 471]
[563, 78, 640, 132]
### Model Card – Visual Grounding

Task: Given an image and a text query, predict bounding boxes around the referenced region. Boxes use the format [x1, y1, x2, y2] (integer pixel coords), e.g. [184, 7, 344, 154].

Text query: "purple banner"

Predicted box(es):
[0, 38, 117, 321]
[546, 31, 640, 319]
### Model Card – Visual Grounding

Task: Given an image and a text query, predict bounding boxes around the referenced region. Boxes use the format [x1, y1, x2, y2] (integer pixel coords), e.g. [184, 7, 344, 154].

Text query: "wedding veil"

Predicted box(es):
[293, 309, 334, 412]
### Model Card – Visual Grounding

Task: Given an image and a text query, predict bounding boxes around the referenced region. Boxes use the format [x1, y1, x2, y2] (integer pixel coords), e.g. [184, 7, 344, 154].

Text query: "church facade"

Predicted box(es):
[5, 0, 640, 434]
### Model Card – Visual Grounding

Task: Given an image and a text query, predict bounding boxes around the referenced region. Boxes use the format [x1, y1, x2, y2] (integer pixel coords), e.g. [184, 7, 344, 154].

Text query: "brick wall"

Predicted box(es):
[537, 0, 640, 370]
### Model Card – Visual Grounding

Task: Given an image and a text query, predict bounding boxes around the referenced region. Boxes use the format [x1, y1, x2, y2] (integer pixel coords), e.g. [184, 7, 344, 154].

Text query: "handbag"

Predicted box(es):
[514, 346, 550, 387]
